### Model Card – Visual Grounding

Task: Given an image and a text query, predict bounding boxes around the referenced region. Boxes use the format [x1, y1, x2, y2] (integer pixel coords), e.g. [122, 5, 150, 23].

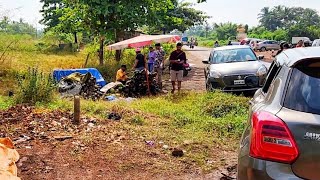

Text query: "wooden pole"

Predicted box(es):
[73, 96, 80, 125]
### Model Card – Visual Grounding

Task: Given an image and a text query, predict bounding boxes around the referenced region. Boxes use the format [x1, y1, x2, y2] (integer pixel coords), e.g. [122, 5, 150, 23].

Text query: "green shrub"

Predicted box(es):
[15, 68, 56, 105]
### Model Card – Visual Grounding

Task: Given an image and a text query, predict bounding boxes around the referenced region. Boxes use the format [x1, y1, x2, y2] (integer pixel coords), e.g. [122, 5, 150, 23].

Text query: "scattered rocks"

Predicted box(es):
[172, 148, 184, 157]
[107, 113, 121, 121]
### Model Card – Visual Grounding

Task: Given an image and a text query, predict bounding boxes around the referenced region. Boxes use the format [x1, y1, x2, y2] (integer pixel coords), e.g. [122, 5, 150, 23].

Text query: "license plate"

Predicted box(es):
[234, 80, 245, 85]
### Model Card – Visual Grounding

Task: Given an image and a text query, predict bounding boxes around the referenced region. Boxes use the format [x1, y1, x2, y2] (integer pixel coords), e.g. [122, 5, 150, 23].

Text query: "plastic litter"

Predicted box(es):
[105, 95, 116, 101]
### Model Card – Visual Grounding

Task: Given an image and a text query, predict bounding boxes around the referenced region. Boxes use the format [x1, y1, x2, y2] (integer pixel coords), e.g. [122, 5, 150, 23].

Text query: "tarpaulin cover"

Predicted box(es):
[53, 68, 107, 87]
[0, 138, 20, 180]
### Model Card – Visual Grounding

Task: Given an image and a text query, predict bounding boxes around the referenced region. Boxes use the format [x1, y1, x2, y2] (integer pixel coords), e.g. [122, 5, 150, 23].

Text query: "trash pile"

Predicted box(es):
[58, 72, 103, 100]
[58, 69, 161, 100]
[0, 105, 99, 145]
[121, 69, 161, 97]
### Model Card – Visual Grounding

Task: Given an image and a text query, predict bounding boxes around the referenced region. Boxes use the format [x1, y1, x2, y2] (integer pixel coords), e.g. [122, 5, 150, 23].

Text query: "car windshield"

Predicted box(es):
[212, 48, 257, 64]
[284, 64, 320, 115]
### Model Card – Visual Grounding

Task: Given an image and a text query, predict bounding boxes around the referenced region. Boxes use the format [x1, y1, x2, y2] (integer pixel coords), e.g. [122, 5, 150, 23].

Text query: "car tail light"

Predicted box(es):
[250, 111, 299, 164]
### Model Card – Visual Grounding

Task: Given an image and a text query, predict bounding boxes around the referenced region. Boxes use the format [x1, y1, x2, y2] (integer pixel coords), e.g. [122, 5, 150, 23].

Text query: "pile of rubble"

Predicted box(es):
[58, 73, 103, 100]
[0, 104, 99, 145]
[58, 70, 161, 100]
[121, 69, 161, 97]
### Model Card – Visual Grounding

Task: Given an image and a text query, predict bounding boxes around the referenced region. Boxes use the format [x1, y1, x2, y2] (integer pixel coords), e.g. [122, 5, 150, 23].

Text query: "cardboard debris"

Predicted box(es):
[0, 138, 20, 180]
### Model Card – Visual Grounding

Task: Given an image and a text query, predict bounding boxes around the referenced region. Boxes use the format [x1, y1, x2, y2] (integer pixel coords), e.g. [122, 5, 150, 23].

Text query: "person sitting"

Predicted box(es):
[116, 65, 128, 84]
[132, 48, 146, 71]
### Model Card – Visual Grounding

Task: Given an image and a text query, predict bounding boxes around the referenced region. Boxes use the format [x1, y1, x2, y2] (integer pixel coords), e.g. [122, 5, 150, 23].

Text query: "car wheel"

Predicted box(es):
[260, 47, 266, 52]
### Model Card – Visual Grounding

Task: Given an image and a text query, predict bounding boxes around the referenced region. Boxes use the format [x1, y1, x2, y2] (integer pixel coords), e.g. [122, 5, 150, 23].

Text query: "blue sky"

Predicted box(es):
[1, 0, 320, 29]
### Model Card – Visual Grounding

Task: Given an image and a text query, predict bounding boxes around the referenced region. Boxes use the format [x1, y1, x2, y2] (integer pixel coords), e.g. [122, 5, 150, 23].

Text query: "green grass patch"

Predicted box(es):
[0, 96, 14, 110]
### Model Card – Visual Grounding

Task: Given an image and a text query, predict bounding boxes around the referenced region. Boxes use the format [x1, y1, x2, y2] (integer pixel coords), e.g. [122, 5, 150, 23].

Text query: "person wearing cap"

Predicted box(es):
[169, 42, 187, 93]
[154, 43, 166, 89]
[116, 65, 128, 84]
[132, 48, 146, 71]
[147, 46, 156, 73]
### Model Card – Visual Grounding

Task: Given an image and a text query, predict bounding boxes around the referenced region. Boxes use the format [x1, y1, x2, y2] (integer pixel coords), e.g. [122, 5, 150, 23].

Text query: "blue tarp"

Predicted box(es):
[182, 37, 188, 42]
[53, 68, 107, 87]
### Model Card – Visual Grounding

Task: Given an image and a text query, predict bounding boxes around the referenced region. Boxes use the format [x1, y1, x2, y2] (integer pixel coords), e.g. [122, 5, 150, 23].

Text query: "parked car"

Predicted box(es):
[237, 47, 320, 179]
[312, 39, 320, 47]
[202, 45, 267, 93]
[256, 40, 281, 51]
[292, 36, 312, 47]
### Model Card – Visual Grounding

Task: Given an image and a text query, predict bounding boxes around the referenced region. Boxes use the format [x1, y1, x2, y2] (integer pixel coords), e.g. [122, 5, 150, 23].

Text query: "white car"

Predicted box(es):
[312, 39, 320, 47]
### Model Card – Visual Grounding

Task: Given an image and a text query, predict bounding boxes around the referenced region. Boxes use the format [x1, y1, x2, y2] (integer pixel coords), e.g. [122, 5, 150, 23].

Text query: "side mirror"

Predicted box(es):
[258, 55, 264, 60]
[245, 76, 259, 87]
[202, 59, 209, 64]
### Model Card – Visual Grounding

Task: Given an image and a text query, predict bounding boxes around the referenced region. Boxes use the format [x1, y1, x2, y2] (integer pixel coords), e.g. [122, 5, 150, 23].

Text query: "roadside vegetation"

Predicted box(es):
[189, 6, 320, 47]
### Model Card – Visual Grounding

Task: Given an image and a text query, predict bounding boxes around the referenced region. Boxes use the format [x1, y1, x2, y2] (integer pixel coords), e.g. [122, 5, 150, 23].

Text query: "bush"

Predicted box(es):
[15, 68, 56, 105]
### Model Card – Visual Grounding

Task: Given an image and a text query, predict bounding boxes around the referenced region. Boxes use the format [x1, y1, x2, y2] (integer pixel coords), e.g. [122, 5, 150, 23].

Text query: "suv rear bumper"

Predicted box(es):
[237, 154, 302, 180]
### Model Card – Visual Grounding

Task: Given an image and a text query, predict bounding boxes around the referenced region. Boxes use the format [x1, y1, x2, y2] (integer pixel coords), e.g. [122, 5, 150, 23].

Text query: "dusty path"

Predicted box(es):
[163, 46, 211, 91]
[163, 46, 273, 92]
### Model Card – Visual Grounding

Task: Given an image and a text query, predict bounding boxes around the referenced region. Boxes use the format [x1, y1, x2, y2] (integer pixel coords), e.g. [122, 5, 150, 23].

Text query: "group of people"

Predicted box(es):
[116, 42, 187, 93]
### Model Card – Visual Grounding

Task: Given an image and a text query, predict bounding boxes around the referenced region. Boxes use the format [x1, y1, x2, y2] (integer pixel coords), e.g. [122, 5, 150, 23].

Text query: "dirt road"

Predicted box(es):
[163, 46, 273, 92]
[163, 46, 211, 91]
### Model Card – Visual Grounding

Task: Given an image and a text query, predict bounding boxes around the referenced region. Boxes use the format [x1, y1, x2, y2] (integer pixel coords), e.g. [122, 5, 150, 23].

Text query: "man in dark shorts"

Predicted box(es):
[169, 42, 186, 93]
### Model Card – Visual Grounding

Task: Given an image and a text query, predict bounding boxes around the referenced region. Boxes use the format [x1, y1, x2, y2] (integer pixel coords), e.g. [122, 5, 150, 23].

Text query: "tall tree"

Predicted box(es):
[149, 1, 209, 34]
[39, 0, 64, 31]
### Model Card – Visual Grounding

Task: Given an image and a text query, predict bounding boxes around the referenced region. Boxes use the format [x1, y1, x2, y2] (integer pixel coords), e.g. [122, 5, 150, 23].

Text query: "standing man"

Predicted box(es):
[169, 42, 186, 93]
[154, 43, 165, 89]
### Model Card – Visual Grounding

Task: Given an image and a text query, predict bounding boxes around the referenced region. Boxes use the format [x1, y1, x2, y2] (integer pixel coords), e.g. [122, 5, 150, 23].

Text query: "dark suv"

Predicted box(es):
[237, 47, 320, 179]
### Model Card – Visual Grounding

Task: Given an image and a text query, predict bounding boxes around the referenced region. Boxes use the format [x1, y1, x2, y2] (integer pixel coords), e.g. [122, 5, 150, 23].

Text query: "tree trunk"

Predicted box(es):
[74, 32, 78, 44]
[99, 36, 105, 66]
[115, 30, 124, 61]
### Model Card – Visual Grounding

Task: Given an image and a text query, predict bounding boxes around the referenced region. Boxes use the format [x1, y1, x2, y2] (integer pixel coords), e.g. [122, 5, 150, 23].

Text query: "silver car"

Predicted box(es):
[256, 40, 280, 51]
[202, 45, 268, 93]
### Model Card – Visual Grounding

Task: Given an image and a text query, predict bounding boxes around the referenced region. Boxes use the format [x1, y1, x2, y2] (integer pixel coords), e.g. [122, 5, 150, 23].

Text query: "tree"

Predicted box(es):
[148, 1, 209, 34]
[39, 0, 64, 31]
[67, 0, 174, 64]
[214, 22, 237, 40]
[258, 6, 320, 31]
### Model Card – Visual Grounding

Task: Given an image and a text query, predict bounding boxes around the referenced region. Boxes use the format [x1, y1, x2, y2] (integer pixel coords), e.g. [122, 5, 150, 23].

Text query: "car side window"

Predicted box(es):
[262, 61, 281, 93]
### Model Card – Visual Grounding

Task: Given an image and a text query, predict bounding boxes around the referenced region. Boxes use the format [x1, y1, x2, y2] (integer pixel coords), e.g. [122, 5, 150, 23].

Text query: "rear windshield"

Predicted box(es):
[284, 63, 320, 115]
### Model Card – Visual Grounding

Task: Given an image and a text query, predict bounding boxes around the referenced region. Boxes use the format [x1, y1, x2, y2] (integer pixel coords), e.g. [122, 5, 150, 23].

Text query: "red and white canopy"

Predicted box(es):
[107, 34, 181, 50]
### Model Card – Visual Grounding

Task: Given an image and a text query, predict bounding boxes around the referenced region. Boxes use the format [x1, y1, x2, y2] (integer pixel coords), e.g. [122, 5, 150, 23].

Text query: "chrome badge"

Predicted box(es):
[304, 132, 320, 141]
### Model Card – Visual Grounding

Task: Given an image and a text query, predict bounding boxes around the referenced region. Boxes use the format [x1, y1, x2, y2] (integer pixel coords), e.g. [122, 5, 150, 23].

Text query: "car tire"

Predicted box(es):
[260, 47, 266, 52]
